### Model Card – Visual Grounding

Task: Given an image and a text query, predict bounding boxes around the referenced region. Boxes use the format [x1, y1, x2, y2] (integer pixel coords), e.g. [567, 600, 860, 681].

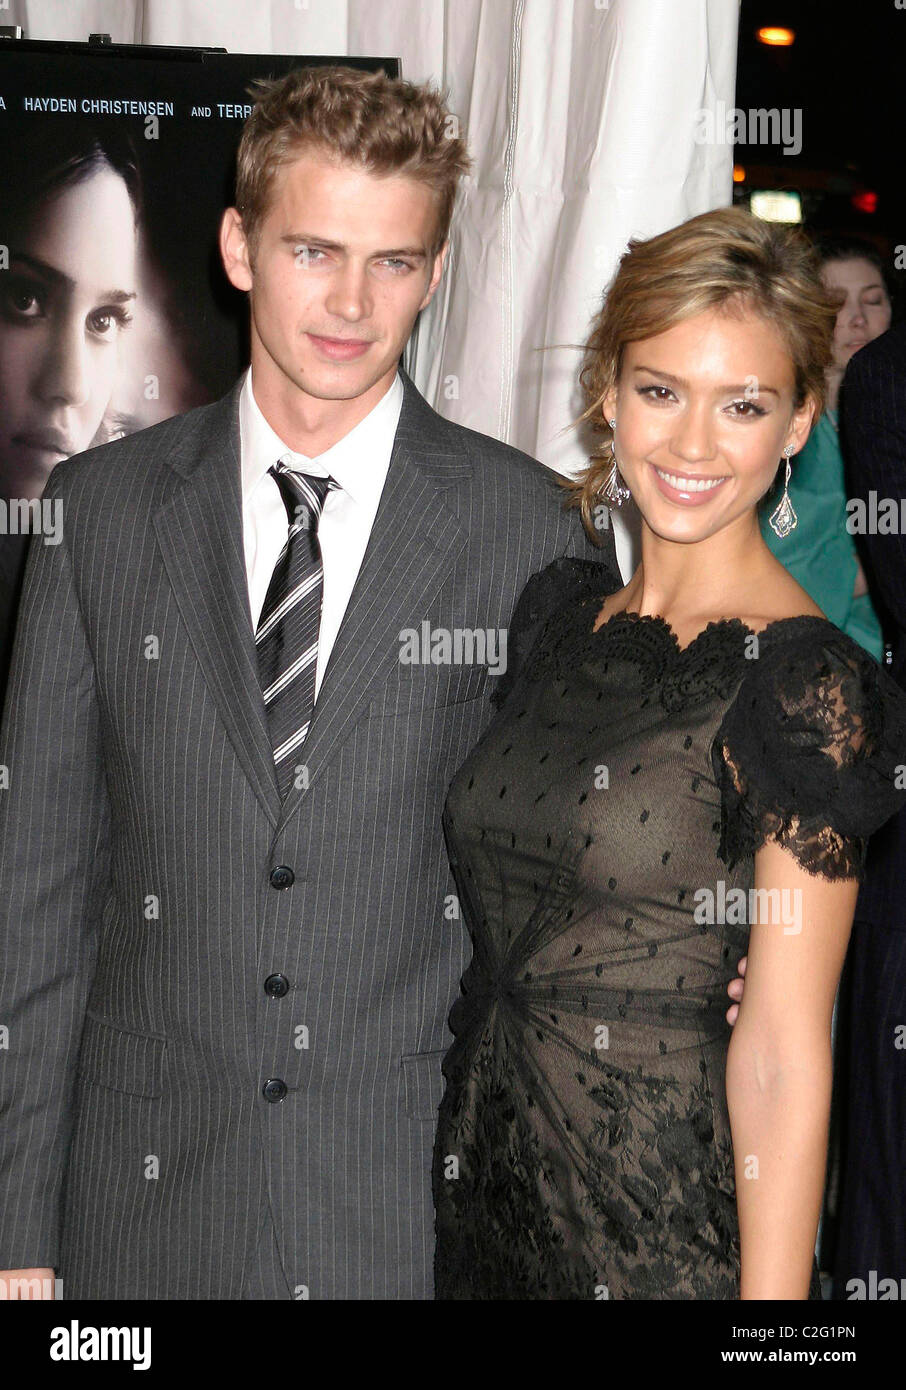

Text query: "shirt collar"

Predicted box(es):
[239, 364, 404, 509]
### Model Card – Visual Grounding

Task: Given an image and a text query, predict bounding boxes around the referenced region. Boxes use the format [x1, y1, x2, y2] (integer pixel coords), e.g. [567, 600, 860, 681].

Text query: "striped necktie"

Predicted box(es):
[256, 462, 338, 798]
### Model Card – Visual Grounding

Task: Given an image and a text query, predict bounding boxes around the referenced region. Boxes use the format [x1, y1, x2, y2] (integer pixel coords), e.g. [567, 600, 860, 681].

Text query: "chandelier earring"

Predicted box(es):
[768, 444, 797, 539]
[602, 417, 631, 507]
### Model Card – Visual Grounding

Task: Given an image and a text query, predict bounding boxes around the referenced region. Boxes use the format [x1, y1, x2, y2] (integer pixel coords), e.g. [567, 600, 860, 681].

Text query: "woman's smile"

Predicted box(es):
[651, 462, 731, 504]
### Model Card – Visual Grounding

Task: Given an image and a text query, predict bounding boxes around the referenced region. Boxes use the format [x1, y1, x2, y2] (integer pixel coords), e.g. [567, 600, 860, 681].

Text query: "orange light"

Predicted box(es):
[756, 26, 795, 46]
[733, 165, 746, 184]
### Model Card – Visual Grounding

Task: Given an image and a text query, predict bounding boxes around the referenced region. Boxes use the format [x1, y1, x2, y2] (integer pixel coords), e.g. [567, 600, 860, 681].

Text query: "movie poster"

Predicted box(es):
[0, 42, 397, 692]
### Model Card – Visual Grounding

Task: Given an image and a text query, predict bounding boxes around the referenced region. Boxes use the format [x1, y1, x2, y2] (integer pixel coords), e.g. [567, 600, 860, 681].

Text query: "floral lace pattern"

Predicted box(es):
[434, 557, 906, 1299]
[495, 557, 906, 883]
[711, 633, 902, 880]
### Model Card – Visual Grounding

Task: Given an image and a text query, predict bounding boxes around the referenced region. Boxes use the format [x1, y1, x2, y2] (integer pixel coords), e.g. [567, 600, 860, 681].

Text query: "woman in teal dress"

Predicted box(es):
[760, 237, 892, 661]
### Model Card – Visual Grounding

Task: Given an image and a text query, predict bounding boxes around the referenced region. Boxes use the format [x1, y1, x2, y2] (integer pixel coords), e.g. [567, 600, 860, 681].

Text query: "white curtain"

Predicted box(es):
[11, 0, 738, 575]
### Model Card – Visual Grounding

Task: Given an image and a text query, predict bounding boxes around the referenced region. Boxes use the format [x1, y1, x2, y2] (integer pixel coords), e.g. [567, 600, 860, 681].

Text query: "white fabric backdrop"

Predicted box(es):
[8, 0, 738, 574]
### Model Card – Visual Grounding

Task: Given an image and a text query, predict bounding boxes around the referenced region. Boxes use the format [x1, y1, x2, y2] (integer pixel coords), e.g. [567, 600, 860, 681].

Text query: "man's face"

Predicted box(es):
[223, 150, 446, 409]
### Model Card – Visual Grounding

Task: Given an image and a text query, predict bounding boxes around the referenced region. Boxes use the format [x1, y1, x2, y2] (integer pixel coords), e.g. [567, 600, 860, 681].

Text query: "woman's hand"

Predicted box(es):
[726, 954, 746, 1025]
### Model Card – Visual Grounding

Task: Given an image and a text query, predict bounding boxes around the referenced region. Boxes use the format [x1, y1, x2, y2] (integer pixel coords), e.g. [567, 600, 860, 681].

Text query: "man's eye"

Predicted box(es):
[294, 246, 325, 265]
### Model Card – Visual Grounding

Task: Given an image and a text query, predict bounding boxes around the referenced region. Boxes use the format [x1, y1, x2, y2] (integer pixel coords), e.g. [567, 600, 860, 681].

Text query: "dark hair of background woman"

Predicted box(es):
[813, 232, 899, 321]
[0, 119, 143, 236]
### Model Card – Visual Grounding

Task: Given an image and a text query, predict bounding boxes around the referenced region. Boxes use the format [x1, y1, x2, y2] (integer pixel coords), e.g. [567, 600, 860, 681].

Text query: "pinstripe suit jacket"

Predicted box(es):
[0, 367, 615, 1299]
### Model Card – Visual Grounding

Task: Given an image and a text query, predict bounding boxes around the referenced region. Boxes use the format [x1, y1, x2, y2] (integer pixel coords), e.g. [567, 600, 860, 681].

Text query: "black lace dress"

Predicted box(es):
[432, 556, 906, 1300]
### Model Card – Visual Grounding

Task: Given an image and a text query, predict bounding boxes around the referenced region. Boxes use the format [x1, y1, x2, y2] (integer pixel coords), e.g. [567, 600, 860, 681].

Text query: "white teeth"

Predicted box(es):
[655, 467, 726, 493]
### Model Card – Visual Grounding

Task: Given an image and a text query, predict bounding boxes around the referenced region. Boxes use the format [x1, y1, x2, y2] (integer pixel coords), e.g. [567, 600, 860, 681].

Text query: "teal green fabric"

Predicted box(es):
[759, 411, 884, 662]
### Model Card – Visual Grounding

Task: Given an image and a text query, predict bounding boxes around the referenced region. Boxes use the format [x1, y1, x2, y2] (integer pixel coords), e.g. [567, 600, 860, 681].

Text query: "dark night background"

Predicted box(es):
[735, 2, 905, 306]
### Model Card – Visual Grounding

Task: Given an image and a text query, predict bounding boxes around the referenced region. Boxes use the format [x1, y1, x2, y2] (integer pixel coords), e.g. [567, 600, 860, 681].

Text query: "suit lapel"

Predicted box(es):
[153, 369, 472, 831]
[153, 379, 284, 825]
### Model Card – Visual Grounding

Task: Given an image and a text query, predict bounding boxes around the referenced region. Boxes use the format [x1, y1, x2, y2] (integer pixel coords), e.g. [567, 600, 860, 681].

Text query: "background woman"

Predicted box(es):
[759, 235, 893, 661]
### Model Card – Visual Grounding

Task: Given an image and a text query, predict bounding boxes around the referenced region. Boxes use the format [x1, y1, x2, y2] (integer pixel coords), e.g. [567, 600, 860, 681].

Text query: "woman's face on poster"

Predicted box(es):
[0, 164, 137, 500]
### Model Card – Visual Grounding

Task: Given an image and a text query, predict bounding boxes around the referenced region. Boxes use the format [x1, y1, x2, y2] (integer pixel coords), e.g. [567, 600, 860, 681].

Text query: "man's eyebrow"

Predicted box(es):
[632, 364, 780, 397]
[11, 251, 137, 303]
[281, 234, 427, 260]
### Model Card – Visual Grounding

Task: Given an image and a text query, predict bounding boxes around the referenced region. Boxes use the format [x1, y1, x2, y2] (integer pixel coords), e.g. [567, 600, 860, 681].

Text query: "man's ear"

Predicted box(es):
[419, 239, 449, 312]
[220, 207, 253, 293]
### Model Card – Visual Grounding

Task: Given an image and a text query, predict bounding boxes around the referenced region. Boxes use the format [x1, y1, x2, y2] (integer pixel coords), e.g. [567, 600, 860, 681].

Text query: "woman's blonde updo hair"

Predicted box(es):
[564, 206, 842, 543]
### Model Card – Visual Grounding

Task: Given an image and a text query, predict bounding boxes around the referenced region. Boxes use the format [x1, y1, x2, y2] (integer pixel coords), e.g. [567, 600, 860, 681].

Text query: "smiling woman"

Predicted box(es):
[432, 206, 906, 1300]
[565, 207, 837, 549]
[0, 122, 142, 504]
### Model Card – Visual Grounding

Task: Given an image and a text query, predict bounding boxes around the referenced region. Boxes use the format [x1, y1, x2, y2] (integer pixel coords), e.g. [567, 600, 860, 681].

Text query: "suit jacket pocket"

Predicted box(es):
[367, 662, 491, 719]
[400, 1049, 447, 1120]
[76, 1012, 167, 1098]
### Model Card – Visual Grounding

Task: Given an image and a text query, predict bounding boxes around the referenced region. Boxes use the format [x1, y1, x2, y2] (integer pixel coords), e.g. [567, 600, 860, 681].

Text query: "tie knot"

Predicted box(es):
[269, 462, 338, 530]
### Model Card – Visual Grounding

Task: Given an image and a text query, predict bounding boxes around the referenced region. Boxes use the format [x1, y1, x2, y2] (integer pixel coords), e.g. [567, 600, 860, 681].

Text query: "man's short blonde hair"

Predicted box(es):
[235, 64, 471, 266]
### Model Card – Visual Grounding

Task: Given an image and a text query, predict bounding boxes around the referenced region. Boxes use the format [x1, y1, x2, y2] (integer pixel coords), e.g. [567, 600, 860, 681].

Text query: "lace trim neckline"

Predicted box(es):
[583, 596, 833, 659]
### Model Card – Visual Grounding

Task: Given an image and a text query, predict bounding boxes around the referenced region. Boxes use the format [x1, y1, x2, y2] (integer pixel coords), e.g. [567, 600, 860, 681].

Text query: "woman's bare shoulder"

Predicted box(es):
[738, 564, 825, 630]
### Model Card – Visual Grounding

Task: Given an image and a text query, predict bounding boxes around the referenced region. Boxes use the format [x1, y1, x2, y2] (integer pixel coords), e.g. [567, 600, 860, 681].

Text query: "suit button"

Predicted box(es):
[263, 1078, 287, 1102]
[264, 973, 290, 998]
[270, 865, 294, 889]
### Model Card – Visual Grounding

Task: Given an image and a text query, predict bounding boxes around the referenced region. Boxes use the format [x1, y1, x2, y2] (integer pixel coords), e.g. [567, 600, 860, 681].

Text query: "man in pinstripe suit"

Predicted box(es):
[0, 67, 615, 1298]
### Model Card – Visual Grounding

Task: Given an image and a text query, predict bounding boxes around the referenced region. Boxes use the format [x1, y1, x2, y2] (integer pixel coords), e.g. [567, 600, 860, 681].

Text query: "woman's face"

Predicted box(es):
[0, 165, 137, 500]
[603, 301, 814, 547]
[822, 256, 892, 374]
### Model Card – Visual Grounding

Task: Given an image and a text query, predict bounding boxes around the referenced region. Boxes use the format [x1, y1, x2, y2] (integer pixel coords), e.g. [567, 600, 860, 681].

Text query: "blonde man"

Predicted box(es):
[0, 65, 616, 1299]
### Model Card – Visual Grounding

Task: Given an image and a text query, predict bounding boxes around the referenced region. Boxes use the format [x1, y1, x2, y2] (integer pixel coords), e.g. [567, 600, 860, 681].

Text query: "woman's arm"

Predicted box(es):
[726, 837, 858, 1299]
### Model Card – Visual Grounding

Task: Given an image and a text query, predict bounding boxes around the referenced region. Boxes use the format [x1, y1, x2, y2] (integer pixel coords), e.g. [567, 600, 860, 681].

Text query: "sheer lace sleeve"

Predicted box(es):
[711, 629, 906, 880]
[490, 555, 621, 711]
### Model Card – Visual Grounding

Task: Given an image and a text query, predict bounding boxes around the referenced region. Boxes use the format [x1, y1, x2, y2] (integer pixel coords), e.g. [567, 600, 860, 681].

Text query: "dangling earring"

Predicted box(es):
[768, 444, 797, 538]
[602, 418, 631, 507]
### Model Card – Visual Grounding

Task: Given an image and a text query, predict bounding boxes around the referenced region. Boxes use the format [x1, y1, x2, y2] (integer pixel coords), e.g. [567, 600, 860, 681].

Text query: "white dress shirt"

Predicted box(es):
[239, 365, 403, 699]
